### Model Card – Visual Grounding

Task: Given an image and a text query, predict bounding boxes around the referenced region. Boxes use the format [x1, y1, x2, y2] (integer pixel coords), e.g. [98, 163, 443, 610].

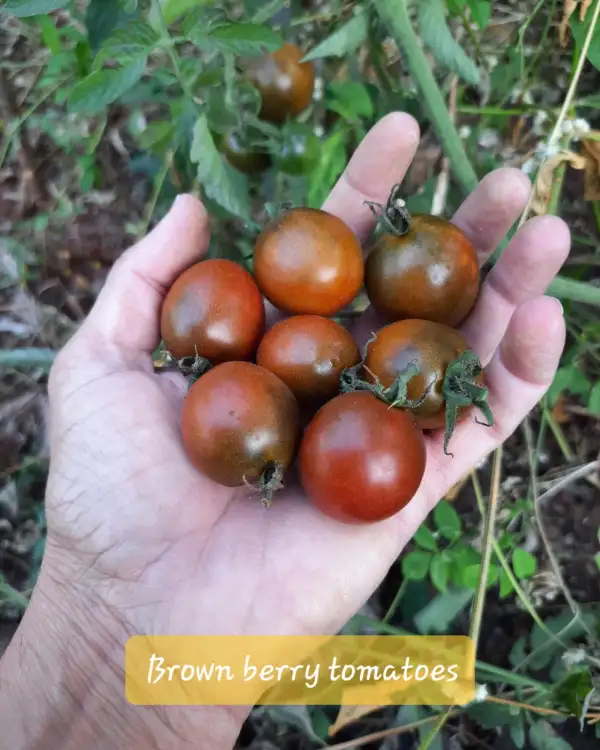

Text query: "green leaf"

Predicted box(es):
[156, 0, 213, 25]
[512, 548, 537, 579]
[466, 701, 515, 728]
[499, 568, 515, 598]
[413, 524, 438, 552]
[198, 22, 283, 56]
[401, 550, 431, 581]
[2, 0, 69, 17]
[100, 21, 159, 60]
[85, 0, 137, 52]
[191, 114, 250, 219]
[529, 721, 573, 750]
[433, 500, 462, 540]
[307, 127, 348, 208]
[68, 58, 146, 114]
[467, 0, 490, 29]
[326, 81, 373, 120]
[430, 553, 450, 592]
[509, 717, 526, 749]
[37, 14, 61, 55]
[414, 588, 473, 634]
[588, 381, 600, 414]
[136, 121, 176, 153]
[547, 364, 590, 405]
[302, 10, 368, 62]
[553, 669, 593, 719]
[508, 636, 527, 667]
[463, 562, 499, 589]
[571, 12, 600, 73]
[418, 0, 480, 84]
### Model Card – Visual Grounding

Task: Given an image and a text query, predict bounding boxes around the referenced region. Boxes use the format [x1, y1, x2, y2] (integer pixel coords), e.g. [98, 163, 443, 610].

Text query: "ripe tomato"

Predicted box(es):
[181, 362, 300, 498]
[254, 208, 364, 316]
[256, 315, 360, 406]
[299, 392, 426, 524]
[161, 259, 265, 362]
[246, 43, 315, 124]
[221, 130, 270, 175]
[362, 320, 491, 453]
[365, 214, 480, 327]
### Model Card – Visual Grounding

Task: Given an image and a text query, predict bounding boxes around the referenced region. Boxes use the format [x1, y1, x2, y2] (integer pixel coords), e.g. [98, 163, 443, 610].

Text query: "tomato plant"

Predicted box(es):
[357, 319, 493, 453]
[246, 43, 315, 124]
[365, 186, 480, 327]
[256, 315, 360, 406]
[181, 361, 300, 502]
[161, 259, 265, 362]
[254, 208, 364, 316]
[299, 392, 426, 524]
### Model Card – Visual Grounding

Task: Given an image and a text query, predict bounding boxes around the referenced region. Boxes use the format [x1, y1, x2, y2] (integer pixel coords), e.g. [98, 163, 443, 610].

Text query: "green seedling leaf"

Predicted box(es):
[418, 0, 480, 84]
[191, 114, 250, 219]
[413, 524, 438, 552]
[433, 500, 462, 540]
[512, 548, 537, 579]
[401, 550, 432, 581]
[302, 10, 368, 62]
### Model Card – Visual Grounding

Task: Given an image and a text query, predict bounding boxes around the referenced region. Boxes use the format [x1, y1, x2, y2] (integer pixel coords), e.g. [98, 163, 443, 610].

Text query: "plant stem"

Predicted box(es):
[469, 449, 501, 649]
[382, 578, 407, 623]
[152, 0, 198, 108]
[0, 348, 56, 369]
[374, 0, 478, 197]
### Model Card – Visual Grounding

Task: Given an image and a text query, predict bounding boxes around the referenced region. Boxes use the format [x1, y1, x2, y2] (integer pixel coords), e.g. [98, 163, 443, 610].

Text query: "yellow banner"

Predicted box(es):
[125, 635, 475, 706]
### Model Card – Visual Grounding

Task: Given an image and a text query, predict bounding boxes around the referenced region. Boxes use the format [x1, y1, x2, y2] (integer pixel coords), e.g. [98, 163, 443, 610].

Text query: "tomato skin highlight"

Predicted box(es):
[365, 214, 480, 327]
[246, 43, 315, 124]
[181, 362, 300, 488]
[254, 208, 364, 316]
[256, 315, 360, 406]
[364, 319, 484, 429]
[299, 392, 426, 524]
[161, 259, 265, 362]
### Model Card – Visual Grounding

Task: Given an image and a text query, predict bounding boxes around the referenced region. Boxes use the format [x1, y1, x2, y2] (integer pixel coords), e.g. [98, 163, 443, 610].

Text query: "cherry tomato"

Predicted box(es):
[299, 392, 426, 524]
[246, 43, 315, 124]
[161, 259, 265, 362]
[181, 362, 300, 494]
[254, 208, 364, 316]
[363, 319, 486, 431]
[221, 130, 270, 175]
[275, 123, 319, 176]
[365, 214, 480, 327]
[256, 315, 360, 406]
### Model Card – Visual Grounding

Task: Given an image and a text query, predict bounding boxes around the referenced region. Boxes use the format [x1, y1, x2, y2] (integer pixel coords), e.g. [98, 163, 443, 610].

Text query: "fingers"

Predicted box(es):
[452, 167, 531, 263]
[81, 195, 210, 364]
[422, 296, 565, 506]
[462, 215, 571, 363]
[322, 112, 420, 240]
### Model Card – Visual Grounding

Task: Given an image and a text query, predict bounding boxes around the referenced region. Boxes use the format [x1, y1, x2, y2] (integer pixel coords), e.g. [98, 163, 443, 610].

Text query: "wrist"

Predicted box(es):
[0, 545, 245, 750]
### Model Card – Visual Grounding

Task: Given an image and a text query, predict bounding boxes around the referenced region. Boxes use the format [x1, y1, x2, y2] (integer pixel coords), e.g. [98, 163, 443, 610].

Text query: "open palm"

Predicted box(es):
[43, 114, 568, 736]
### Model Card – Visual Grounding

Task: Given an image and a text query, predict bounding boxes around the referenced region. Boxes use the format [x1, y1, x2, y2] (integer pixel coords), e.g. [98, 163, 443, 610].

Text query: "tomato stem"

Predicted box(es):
[178, 354, 213, 387]
[442, 350, 493, 456]
[364, 183, 412, 238]
[257, 462, 285, 507]
[340, 359, 430, 410]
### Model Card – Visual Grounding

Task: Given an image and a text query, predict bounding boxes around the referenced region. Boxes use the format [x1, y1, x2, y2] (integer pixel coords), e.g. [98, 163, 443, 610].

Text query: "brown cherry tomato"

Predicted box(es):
[254, 208, 364, 316]
[256, 315, 360, 406]
[161, 259, 265, 362]
[299, 392, 426, 524]
[181, 362, 300, 493]
[221, 130, 270, 175]
[364, 319, 485, 430]
[365, 214, 480, 327]
[246, 43, 315, 124]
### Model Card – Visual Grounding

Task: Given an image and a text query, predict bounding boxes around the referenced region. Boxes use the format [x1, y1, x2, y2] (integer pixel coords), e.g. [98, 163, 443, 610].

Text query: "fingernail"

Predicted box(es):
[550, 297, 564, 316]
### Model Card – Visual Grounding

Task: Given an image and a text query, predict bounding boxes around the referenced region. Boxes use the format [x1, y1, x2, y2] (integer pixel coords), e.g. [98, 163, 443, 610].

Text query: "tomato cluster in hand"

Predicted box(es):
[159, 176, 491, 524]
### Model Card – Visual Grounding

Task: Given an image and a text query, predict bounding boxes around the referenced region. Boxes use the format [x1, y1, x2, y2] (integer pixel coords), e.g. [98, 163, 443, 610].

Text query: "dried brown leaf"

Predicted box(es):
[559, 0, 578, 46]
[581, 137, 600, 199]
[581, 0, 593, 21]
[530, 151, 586, 214]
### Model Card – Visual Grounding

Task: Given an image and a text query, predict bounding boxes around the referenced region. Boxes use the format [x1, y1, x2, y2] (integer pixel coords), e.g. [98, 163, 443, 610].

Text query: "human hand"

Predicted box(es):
[1, 113, 569, 749]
